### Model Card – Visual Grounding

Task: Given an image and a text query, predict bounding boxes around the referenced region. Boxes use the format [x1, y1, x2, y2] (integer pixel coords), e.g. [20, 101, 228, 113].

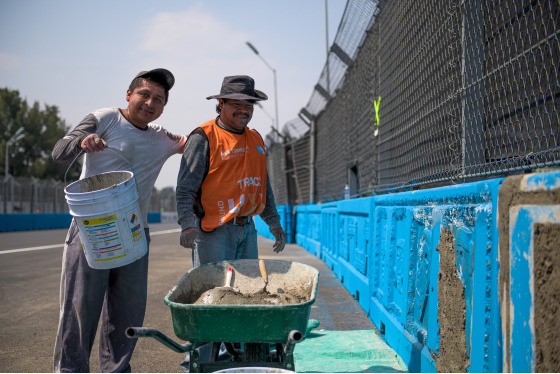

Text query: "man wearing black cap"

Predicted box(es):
[51, 69, 186, 372]
[176, 75, 286, 265]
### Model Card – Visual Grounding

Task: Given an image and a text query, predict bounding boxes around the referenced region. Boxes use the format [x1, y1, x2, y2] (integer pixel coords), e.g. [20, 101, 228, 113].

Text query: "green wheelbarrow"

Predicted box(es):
[127, 259, 319, 373]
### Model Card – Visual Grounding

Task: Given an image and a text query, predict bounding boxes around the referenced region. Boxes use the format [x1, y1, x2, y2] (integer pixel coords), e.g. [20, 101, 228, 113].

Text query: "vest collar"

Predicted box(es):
[216, 117, 245, 135]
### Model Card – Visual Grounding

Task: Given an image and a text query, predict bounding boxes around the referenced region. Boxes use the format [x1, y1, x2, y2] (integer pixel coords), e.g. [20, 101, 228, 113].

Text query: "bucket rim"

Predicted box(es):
[64, 170, 134, 194]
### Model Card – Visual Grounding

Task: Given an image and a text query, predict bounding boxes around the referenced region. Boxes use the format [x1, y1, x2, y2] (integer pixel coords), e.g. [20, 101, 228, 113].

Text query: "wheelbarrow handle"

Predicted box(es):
[283, 329, 303, 356]
[126, 327, 194, 353]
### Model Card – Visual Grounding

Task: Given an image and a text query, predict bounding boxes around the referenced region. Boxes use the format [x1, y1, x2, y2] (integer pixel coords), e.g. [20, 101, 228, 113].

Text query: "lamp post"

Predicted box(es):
[5, 127, 24, 179]
[246, 42, 279, 141]
[4, 127, 24, 213]
[256, 102, 285, 142]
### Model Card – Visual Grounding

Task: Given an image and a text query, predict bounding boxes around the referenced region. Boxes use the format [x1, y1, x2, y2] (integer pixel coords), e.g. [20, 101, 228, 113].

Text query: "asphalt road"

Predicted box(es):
[0, 222, 373, 372]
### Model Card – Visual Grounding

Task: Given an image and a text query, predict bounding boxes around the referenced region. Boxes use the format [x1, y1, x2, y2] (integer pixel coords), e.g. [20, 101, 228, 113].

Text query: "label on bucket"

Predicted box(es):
[81, 214, 127, 262]
[127, 210, 144, 243]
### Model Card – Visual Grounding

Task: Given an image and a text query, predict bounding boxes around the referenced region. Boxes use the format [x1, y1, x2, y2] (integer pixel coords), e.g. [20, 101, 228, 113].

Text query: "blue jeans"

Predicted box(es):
[192, 220, 258, 267]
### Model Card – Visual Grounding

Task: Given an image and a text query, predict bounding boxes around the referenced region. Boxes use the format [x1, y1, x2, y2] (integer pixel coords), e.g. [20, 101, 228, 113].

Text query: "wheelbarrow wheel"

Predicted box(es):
[242, 343, 269, 363]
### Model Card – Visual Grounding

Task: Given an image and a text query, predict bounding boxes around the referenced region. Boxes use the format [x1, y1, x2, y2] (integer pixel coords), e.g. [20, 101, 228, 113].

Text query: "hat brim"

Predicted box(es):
[206, 89, 268, 101]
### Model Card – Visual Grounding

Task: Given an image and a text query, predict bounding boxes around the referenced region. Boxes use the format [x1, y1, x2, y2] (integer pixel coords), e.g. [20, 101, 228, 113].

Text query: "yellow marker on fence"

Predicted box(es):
[374, 96, 381, 126]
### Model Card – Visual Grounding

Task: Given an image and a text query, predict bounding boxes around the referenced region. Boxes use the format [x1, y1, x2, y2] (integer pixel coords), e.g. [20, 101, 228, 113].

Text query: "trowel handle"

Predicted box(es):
[259, 260, 268, 283]
[225, 266, 233, 287]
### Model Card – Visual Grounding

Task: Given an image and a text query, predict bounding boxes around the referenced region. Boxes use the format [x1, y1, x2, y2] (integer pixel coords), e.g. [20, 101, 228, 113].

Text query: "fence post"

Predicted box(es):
[309, 118, 316, 203]
[462, 0, 486, 173]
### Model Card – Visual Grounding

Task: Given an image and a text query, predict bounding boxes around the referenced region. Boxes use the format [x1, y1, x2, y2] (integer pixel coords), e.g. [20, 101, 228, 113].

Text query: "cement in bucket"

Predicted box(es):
[64, 171, 147, 270]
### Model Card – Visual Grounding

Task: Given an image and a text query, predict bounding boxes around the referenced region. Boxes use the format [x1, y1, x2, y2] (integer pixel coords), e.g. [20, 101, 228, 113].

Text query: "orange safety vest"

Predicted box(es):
[199, 119, 267, 232]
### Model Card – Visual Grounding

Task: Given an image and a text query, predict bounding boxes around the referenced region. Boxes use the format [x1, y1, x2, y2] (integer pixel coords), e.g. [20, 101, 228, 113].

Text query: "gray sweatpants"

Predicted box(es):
[53, 221, 151, 373]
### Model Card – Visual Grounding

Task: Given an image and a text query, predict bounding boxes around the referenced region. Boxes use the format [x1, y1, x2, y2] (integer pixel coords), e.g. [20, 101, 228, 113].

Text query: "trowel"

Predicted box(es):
[259, 259, 269, 293]
[196, 266, 235, 304]
[210, 266, 234, 292]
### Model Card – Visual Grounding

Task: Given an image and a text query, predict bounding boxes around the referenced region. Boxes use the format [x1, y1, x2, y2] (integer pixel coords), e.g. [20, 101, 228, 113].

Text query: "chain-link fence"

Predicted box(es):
[1, 176, 66, 214]
[267, 0, 560, 205]
[0, 175, 176, 214]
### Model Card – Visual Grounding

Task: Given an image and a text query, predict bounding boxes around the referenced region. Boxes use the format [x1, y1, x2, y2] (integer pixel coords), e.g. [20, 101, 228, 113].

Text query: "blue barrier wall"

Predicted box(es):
[0, 212, 162, 232]
[368, 180, 503, 372]
[254, 205, 294, 243]
[0, 213, 73, 232]
[259, 177, 509, 372]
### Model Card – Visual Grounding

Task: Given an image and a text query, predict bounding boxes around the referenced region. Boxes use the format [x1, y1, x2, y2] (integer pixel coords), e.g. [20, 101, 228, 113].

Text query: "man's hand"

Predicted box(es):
[180, 227, 199, 248]
[270, 227, 286, 253]
[81, 134, 107, 153]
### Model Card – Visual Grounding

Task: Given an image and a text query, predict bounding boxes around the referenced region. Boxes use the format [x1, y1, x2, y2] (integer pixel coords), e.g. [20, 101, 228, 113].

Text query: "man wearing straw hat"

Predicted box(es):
[176, 75, 286, 266]
[51, 68, 186, 372]
[175, 75, 285, 365]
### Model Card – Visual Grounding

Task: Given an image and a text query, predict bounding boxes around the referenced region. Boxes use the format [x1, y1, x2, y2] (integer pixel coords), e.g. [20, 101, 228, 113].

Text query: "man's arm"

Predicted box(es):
[52, 114, 101, 164]
[259, 172, 286, 253]
[176, 128, 208, 247]
[260, 172, 282, 229]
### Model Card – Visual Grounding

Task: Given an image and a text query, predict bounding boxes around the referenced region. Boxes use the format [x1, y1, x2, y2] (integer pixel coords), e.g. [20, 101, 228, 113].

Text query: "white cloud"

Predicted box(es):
[135, 7, 276, 189]
[139, 7, 248, 60]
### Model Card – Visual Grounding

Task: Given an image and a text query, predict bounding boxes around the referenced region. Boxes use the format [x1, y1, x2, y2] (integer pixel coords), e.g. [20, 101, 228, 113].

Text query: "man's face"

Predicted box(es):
[125, 80, 166, 128]
[219, 99, 254, 131]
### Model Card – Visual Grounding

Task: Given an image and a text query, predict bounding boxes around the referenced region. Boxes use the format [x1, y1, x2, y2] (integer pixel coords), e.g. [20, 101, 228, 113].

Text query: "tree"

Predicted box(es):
[0, 88, 80, 181]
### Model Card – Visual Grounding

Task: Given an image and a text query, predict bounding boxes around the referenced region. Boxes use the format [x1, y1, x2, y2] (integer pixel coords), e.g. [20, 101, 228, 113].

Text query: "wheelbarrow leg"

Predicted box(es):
[223, 343, 242, 361]
[210, 342, 223, 361]
[188, 349, 201, 373]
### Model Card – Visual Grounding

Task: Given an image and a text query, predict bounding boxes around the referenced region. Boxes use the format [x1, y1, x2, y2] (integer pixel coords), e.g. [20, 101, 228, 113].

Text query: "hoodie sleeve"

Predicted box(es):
[259, 171, 282, 230]
[51, 113, 99, 164]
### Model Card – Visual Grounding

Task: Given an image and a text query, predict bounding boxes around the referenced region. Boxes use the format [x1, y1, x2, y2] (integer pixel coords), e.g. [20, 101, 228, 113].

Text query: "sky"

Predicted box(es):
[0, 0, 347, 190]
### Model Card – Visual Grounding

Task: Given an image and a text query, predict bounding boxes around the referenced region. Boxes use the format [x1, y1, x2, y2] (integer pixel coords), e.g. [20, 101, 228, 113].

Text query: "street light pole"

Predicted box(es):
[246, 42, 280, 141]
[4, 127, 24, 213]
[5, 127, 24, 179]
[256, 102, 286, 142]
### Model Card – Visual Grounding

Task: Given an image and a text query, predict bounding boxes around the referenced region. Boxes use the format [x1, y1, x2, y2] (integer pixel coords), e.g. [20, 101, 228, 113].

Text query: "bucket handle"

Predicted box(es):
[64, 147, 133, 187]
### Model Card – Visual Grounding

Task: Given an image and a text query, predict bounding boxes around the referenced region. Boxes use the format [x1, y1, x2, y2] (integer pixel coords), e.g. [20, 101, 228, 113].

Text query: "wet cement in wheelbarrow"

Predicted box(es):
[194, 288, 307, 305]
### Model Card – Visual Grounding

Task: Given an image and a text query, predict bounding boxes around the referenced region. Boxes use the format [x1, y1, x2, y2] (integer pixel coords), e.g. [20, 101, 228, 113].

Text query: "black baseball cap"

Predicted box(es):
[134, 68, 175, 91]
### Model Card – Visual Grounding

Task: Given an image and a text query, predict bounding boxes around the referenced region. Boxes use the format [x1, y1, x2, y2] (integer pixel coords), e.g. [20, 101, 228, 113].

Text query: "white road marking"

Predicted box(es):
[0, 228, 181, 255]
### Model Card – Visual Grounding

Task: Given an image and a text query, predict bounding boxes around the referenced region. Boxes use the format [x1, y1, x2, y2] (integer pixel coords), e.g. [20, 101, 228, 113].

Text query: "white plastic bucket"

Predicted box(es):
[64, 171, 147, 269]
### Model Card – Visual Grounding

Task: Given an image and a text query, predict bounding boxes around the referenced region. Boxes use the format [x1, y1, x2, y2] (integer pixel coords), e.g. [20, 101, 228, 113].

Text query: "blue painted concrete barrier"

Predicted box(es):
[0, 212, 162, 232]
[295, 203, 322, 256]
[257, 177, 508, 372]
[147, 212, 162, 224]
[254, 205, 294, 243]
[0, 213, 73, 232]
[368, 180, 503, 372]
